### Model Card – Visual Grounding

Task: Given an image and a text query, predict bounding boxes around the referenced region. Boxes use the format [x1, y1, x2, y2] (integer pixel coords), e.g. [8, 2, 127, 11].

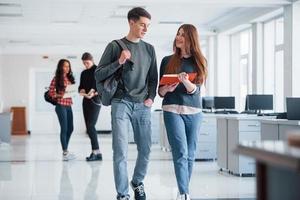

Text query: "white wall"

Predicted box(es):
[215, 34, 231, 96]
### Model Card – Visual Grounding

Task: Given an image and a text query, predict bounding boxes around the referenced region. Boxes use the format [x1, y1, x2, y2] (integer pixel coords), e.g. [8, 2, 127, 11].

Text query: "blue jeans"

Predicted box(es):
[163, 111, 202, 194]
[55, 105, 74, 151]
[111, 99, 152, 198]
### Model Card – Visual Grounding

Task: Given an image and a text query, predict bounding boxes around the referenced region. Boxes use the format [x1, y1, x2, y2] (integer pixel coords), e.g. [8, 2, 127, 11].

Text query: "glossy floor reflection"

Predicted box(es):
[0, 134, 255, 200]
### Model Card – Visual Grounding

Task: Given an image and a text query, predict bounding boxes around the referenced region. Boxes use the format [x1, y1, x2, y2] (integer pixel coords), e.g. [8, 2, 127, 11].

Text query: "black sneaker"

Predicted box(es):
[130, 181, 146, 200]
[86, 153, 102, 161]
[117, 195, 130, 200]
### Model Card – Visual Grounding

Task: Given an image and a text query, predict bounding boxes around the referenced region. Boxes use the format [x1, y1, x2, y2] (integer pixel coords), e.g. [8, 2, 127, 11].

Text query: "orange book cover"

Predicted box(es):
[159, 73, 197, 85]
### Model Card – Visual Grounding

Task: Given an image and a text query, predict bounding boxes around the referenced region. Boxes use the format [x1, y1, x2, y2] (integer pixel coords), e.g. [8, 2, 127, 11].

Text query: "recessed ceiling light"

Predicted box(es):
[9, 40, 29, 44]
[111, 5, 146, 19]
[52, 20, 78, 24]
[0, 13, 22, 17]
[0, 3, 22, 17]
[67, 55, 77, 59]
[0, 3, 21, 7]
[159, 21, 183, 25]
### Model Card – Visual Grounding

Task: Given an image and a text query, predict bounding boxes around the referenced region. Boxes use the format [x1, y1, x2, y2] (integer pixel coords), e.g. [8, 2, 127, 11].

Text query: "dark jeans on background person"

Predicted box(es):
[55, 105, 74, 151]
[111, 99, 152, 198]
[163, 111, 202, 195]
[82, 98, 101, 150]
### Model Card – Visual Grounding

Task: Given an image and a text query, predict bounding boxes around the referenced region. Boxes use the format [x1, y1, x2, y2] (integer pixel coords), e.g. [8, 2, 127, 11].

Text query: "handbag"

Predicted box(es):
[44, 90, 57, 106]
[96, 39, 129, 106]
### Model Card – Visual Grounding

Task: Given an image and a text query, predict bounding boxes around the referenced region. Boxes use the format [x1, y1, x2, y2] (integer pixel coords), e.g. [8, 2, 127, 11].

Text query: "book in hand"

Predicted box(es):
[63, 84, 77, 98]
[159, 73, 197, 85]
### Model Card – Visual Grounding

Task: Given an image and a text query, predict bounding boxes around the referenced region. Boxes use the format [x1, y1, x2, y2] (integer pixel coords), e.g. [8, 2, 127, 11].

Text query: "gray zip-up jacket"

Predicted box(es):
[95, 37, 158, 103]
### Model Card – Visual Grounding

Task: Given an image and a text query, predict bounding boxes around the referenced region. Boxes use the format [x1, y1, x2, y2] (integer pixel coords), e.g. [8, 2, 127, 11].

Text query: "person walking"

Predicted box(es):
[158, 24, 208, 200]
[95, 7, 158, 200]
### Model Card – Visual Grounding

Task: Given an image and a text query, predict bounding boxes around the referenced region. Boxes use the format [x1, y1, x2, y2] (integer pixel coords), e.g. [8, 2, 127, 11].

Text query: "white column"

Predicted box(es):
[0, 53, 2, 107]
[215, 34, 231, 96]
[230, 34, 241, 109]
[206, 36, 215, 96]
[284, 2, 300, 97]
[251, 22, 263, 94]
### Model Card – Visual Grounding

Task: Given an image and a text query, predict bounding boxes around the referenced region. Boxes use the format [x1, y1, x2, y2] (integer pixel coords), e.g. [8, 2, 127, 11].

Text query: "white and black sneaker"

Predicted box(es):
[176, 193, 190, 200]
[62, 152, 76, 161]
[130, 181, 146, 200]
[117, 195, 130, 200]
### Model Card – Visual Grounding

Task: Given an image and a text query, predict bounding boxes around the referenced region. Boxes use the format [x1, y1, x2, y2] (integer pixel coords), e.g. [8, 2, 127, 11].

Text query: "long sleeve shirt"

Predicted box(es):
[78, 65, 100, 104]
[159, 55, 202, 113]
[49, 76, 73, 106]
[95, 37, 158, 103]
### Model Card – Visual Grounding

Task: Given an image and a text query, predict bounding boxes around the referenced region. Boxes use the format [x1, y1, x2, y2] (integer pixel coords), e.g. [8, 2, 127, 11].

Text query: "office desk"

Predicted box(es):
[261, 119, 300, 141]
[196, 113, 217, 160]
[237, 141, 300, 200]
[0, 112, 11, 143]
[216, 114, 275, 175]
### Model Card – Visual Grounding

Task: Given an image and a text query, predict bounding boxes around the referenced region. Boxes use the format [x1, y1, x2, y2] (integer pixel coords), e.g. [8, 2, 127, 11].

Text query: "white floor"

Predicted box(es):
[0, 134, 255, 200]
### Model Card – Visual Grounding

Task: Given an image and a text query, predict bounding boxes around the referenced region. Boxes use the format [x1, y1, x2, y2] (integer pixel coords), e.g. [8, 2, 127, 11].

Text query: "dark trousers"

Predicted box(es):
[83, 99, 101, 150]
[55, 105, 74, 151]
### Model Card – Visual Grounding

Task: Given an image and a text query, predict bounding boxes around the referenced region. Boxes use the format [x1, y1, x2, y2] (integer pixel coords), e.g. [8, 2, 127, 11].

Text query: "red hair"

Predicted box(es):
[165, 24, 207, 84]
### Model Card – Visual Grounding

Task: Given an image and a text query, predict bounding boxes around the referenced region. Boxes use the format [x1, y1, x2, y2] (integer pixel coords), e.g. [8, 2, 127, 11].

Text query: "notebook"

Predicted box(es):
[63, 84, 77, 98]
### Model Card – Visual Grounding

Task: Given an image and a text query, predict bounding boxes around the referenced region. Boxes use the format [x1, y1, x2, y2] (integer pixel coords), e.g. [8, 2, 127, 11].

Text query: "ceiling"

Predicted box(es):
[0, 0, 292, 54]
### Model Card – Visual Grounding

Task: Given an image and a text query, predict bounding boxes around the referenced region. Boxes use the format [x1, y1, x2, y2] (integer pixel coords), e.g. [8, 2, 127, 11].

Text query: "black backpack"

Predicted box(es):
[44, 90, 57, 106]
[95, 39, 129, 106]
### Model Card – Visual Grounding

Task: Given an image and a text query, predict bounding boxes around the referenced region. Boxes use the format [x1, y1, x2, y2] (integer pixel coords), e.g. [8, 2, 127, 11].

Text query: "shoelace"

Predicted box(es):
[135, 184, 145, 196]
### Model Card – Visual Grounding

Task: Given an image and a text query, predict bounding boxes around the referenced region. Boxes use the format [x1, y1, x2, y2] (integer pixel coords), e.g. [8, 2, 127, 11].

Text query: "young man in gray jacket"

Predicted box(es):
[95, 7, 158, 200]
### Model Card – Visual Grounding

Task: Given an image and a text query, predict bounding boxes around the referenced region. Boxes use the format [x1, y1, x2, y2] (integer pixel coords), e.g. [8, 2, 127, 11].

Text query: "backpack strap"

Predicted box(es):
[115, 39, 128, 50]
[113, 39, 131, 93]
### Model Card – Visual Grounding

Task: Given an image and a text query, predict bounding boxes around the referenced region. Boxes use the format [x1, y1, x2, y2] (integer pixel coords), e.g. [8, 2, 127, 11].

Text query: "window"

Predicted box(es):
[231, 29, 252, 111]
[263, 17, 284, 112]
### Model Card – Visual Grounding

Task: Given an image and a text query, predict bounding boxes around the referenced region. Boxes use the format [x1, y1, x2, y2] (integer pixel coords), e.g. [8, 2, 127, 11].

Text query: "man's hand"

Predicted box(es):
[144, 98, 153, 107]
[118, 50, 131, 65]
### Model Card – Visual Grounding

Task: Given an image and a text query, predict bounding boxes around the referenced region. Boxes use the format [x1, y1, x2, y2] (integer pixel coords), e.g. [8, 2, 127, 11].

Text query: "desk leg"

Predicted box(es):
[256, 161, 267, 200]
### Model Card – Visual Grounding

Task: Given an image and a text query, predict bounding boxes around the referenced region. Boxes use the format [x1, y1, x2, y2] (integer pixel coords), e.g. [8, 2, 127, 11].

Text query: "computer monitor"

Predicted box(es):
[246, 94, 273, 113]
[214, 96, 235, 110]
[202, 96, 214, 111]
[286, 97, 300, 120]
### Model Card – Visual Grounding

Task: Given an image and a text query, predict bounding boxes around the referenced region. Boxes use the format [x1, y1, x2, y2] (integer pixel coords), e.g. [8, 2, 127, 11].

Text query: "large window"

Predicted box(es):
[231, 29, 252, 111]
[240, 30, 252, 102]
[263, 17, 284, 112]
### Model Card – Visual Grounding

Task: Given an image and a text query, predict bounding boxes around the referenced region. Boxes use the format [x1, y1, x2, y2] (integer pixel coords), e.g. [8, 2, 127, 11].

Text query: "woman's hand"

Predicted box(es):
[178, 72, 190, 84]
[158, 82, 179, 97]
[55, 93, 63, 98]
[178, 72, 196, 93]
